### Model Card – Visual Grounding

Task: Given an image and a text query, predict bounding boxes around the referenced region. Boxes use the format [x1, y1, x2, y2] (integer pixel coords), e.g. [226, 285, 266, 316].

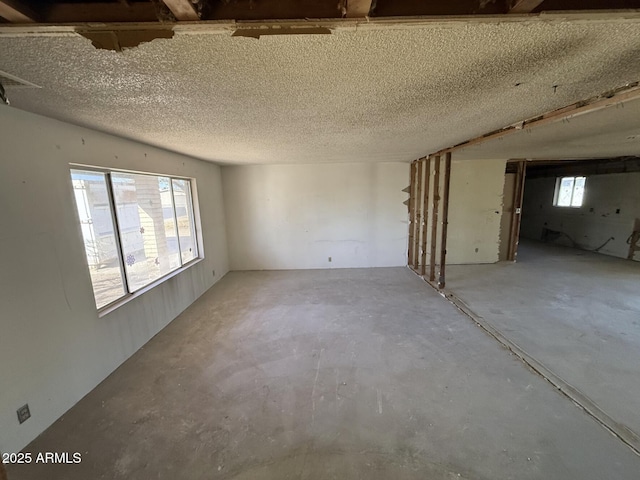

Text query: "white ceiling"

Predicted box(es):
[1, 14, 640, 165]
[454, 94, 640, 161]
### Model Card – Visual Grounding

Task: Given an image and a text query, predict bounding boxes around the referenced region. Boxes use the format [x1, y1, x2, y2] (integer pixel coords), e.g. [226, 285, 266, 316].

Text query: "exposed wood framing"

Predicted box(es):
[628, 218, 640, 260]
[76, 28, 174, 52]
[507, 0, 545, 14]
[407, 161, 417, 266]
[345, 0, 373, 18]
[429, 156, 441, 282]
[162, 0, 200, 21]
[0, 0, 37, 23]
[420, 157, 431, 276]
[47, 3, 158, 23]
[412, 159, 423, 270]
[507, 160, 526, 262]
[526, 156, 640, 178]
[433, 82, 640, 159]
[438, 152, 452, 288]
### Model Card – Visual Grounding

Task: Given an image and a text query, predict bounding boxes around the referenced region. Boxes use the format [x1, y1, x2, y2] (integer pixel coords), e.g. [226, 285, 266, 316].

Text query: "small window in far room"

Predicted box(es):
[554, 176, 586, 208]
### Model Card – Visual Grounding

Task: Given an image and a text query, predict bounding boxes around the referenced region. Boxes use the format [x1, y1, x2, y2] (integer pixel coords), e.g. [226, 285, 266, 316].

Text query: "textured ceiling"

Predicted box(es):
[455, 94, 640, 160]
[1, 16, 640, 165]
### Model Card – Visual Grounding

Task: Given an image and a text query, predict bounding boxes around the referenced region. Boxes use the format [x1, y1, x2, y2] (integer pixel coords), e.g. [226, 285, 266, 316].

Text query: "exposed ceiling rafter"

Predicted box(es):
[47, 3, 158, 23]
[430, 82, 640, 159]
[507, 0, 546, 14]
[344, 0, 373, 18]
[161, 0, 200, 21]
[0, 0, 37, 23]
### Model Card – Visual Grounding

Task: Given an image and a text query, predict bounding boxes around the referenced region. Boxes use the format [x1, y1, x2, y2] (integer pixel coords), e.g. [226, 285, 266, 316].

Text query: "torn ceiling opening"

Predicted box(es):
[1, 14, 640, 164]
[2, 0, 640, 23]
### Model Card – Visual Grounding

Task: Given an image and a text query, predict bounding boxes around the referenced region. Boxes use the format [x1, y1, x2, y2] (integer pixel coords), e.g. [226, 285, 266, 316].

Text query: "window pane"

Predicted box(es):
[111, 173, 181, 292]
[70, 170, 126, 308]
[571, 176, 586, 207]
[557, 177, 574, 207]
[172, 179, 198, 263]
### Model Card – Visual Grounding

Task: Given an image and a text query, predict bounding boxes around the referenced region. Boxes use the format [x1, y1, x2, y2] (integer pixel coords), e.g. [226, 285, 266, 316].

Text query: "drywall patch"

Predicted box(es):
[78, 29, 174, 52]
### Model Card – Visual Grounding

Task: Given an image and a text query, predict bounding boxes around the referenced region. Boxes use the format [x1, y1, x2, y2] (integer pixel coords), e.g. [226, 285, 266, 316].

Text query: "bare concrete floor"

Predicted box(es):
[447, 239, 640, 447]
[9, 267, 640, 479]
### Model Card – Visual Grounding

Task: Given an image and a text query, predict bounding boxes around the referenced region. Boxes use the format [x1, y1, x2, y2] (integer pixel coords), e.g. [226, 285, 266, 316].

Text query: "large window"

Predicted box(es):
[71, 168, 199, 310]
[553, 176, 586, 208]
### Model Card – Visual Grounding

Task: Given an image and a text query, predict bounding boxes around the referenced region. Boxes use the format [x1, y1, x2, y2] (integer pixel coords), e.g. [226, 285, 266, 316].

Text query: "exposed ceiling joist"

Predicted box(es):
[508, 0, 545, 14]
[0, 0, 37, 23]
[161, 0, 200, 21]
[47, 3, 158, 23]
[437, 82, 640, 159]
[345, 0, 373, 18]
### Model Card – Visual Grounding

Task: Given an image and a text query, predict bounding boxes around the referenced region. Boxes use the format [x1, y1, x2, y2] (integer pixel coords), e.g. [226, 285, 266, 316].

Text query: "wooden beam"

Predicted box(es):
[0, 0, 37, 23]
[438, 152, 452, 289]
[412, 159, 423, 271]
[420, 157, 431, 276]
[507, 0, 545, 14]
[162, 0, 199, 21]
[407, 161, 417, 266]
[432, 82, 640, 159]
[345, 0, 373, 18]
[429, 156, 441, 283]
[507, 160, 526, 262]
[46, 3, 158, 23]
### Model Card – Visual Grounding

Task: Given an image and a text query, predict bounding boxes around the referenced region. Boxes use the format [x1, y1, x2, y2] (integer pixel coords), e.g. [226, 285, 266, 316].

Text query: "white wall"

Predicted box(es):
[0, 106, 229, 453]
[222, 163, 409, 270]
[447, 159, 507, 264]
[521, 172, 640, 260]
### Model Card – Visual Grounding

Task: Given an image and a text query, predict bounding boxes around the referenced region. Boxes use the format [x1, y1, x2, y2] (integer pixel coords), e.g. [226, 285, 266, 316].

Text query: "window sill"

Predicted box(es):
[97, 257, 204, 318]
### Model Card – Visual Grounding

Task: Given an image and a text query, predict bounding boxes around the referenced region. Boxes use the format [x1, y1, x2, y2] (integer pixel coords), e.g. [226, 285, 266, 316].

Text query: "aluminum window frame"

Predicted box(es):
[69, 165, 202, 314]
[553, 175, 587, 208]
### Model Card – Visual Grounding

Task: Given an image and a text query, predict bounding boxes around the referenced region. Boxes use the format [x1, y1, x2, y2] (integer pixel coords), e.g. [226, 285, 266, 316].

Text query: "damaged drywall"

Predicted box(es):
[77, 28, 174, 52]
[2, 15, 640, 164]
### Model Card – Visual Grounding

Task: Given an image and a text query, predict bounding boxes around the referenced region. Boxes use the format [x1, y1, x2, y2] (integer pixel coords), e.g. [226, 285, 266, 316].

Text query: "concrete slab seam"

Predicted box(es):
[408, 266, 640, 458]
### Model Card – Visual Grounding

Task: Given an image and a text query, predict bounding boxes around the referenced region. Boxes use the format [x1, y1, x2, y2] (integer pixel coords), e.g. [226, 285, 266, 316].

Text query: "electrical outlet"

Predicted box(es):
[17, 404, 30, 424]
[328, 257, 332, 262]
[212, 269, 216, 277]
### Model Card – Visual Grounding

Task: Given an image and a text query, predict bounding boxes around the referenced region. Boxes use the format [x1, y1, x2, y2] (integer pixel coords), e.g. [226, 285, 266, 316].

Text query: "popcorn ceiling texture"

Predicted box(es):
[1, 18, 640, 165]
[455, 96, 640, 160]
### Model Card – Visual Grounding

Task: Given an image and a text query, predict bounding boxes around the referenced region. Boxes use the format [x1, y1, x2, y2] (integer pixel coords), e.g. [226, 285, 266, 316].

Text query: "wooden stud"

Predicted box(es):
[0, 0, 37, 23]
[438, 152, 452, 288]
[507, 0, 545, 14]
[345, 0, 373, 18]
[46, 3, 158, 23]
[420, 157, 431, 276]
[507, 160, 527, 261]
[412, 159, 423, 270]
[162, 0, 199, 21]
[407, 161, 417, 266]
[429, 156, 441, 282]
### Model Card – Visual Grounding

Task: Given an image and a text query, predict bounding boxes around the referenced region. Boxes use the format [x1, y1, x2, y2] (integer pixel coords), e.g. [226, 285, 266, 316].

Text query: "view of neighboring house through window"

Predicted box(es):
[70, 168, 199, 309]
[554, 176, 586, 208]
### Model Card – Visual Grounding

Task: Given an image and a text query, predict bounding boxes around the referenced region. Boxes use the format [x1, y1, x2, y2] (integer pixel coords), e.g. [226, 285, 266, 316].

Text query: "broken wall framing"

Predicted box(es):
[407, 152, 452, 288]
